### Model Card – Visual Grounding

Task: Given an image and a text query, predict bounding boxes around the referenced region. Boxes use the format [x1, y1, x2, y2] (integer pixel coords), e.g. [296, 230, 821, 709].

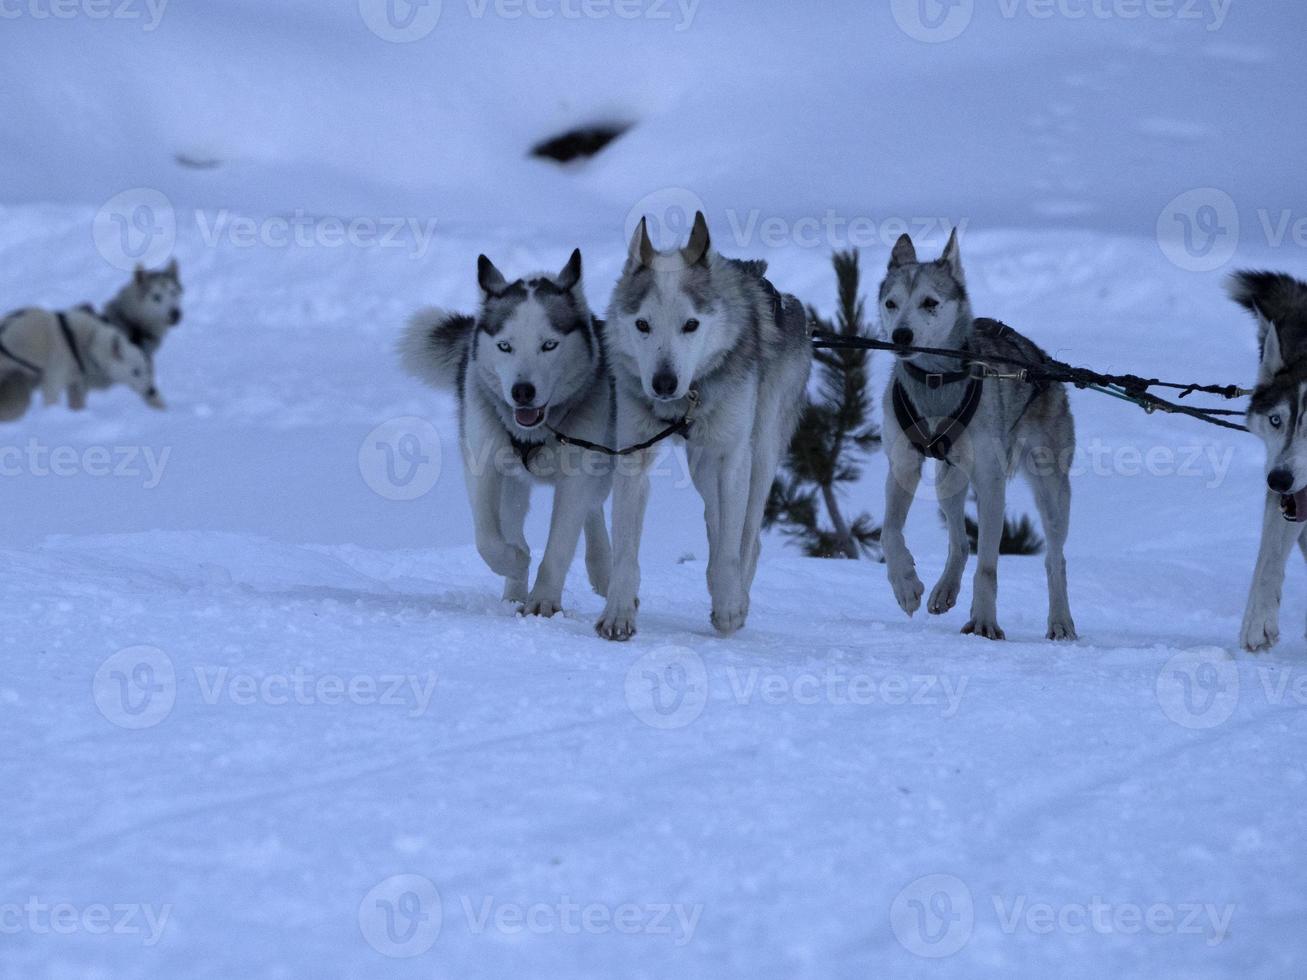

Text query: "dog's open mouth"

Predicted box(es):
[514, 407, 546, 429]
[1281, 488, 1307, 523]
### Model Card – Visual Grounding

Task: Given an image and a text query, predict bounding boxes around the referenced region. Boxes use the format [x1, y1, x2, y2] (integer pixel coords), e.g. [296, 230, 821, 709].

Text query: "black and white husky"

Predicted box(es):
[879, 232, 1077, 642]
[401, 250, 614, 615]
[1228, 271, 1307, 652]
[595, 213, 812, 640]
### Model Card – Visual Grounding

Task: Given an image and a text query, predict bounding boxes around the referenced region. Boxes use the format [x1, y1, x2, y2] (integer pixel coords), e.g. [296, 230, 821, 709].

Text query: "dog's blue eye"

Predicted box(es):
[541, 340, 559, 352]
[683, 319, 700, 334]
[635, 319, 651, 334]
[1271, 414, 1283, 429]
[497, 342, 512, 353]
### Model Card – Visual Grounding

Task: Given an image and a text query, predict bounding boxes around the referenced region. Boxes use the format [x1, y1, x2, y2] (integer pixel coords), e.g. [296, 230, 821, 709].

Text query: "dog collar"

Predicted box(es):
[902, 358, 974, 390]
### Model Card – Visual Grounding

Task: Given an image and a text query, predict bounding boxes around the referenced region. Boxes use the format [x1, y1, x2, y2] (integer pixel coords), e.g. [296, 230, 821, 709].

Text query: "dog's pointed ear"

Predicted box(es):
[134, 264, 148, 287]
[627, 217, 657, 272]
[890, 234, 917, 269]
[681, 211, 711, 268]
[477, 255, 508, 296]
[1260, 316, 1285, 383]
[942, 228, 964, 283]
[165, 258, 179, 282]
[557, 248, 582, 292]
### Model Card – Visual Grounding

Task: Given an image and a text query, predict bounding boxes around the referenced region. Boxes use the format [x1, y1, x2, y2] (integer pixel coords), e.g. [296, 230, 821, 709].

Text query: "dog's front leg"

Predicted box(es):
[525, 474, 594, 617]
[1241, 492, 1301, 652]
[596, 448, 654, 641]
[465, 460, 528, 586]
[930, 467, 970, 615]
[882, 446, 925, 616]
[691, 444, 751, 634]
[963, 450, 1007, 640]
[66, 382, 87, 412]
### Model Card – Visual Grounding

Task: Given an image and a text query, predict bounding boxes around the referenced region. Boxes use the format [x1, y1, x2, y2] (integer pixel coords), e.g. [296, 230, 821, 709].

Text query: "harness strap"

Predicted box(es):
[548, 390, 699, 457]
[509, 436, 543, 470]
[893, 377, 985, 460]
[0, 311, 43, 378]
[57, 312, 88, 377]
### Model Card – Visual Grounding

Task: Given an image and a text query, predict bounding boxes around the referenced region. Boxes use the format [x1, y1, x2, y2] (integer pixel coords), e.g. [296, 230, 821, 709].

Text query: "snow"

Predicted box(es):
[2, 1, 1307, 977]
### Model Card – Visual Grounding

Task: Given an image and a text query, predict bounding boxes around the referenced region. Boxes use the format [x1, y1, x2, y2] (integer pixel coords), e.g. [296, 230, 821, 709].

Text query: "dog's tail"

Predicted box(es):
[398, 307, 475, 391]
[1227, 271, 1307, 329]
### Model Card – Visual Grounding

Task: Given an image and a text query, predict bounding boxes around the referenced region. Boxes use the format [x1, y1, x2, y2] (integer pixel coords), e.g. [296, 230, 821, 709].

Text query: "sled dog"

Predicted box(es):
[879, 231, 1077, 641]
[401, 250, 614, 614]
[1228, 271, 1307, 652]
[595, 212, 812, 640]
[0, 261, 182, 419]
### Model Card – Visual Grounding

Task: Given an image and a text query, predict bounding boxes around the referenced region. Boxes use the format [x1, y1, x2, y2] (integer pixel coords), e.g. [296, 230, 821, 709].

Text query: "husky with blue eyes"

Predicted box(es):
[1228, 271, 1307, 652]
[401, 250, 614, 615]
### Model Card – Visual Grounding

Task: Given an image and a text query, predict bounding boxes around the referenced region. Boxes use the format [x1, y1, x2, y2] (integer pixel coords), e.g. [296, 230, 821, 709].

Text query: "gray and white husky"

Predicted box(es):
[879, 231, 1077, 642]
[595, 213, 812, 640]
[1228, 271, 1307, 652]
[401, 250, 615, 615]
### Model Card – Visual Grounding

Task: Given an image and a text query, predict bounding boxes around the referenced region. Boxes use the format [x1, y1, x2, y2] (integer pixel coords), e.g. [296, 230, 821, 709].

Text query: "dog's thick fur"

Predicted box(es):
[595, 213, 812, 640]
[1228, 270, 1307, 652]
[879, 231, 1077, 641]
[400, 250, 614, 614]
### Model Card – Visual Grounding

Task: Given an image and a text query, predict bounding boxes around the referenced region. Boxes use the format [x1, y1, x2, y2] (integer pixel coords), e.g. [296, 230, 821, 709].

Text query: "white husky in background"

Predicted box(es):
[401, 250, 615, 615]
[595, 213, 812, 640]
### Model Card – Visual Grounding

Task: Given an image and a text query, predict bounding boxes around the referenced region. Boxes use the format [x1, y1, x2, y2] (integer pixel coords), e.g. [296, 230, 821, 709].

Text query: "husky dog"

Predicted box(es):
[879, 231, 1076, 641]
[0, 306, 162, 421]
[1228, 271, 1307, 652]
[401, 250, 615, 614]
[98, 260, 185, 359]
[595, 213, 812, 640]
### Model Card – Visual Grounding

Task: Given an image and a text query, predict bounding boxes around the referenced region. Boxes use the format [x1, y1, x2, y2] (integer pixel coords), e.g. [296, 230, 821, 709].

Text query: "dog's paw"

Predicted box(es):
[596, 598, 638, 642]
[521, 593, 563, 618]
[711, 598, 748, 636]
[962, 617, 1006, 641]
[1240, 606, 1279, 653]
[927, 578, 961, 616]
[1047, 620, 1078, 642]
[889, 566, 925, 617]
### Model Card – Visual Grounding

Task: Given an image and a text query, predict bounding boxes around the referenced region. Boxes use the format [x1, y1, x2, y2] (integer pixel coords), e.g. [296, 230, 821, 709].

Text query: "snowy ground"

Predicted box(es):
[3, 2, 1307, 978]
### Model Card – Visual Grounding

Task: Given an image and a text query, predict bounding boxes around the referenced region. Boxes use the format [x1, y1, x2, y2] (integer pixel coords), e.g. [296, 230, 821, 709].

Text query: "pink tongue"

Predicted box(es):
[1282, 488, 1307, 523]
[515, 407, 544, 428]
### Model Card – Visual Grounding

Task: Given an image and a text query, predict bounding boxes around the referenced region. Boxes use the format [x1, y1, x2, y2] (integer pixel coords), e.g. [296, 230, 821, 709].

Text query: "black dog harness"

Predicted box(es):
[892, 360, 985, 461]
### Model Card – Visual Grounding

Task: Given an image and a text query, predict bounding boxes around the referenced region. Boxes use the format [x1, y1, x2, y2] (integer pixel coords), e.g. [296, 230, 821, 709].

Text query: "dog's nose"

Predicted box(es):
[891, 327, 914, 347]
[511, 382, 536, 407]
[169, 309, 181, 325]
[651, 371, 679, 399]
[1269, 468, 1295, 494]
